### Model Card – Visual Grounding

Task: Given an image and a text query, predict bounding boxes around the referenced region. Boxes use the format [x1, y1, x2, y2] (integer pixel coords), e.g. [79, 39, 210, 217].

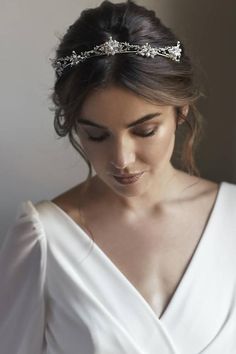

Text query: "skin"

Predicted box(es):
[76, 84, 192, 220]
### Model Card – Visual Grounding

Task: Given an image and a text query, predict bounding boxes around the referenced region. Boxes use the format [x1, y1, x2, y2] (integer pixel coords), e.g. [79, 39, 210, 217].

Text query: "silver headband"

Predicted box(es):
[51, 36, 182, 78]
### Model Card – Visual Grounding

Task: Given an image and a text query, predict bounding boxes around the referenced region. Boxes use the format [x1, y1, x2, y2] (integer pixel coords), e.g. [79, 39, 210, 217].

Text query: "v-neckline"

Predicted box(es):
[46, 182, 223, 322]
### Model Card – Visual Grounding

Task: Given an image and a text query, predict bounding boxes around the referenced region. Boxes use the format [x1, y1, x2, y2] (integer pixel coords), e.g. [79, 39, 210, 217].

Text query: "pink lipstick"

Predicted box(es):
[113, 172, 144, 185]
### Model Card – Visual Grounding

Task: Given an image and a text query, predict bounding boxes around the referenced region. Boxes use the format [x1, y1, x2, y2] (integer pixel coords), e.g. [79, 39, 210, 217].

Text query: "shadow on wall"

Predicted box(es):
[152, 0, 236, 183]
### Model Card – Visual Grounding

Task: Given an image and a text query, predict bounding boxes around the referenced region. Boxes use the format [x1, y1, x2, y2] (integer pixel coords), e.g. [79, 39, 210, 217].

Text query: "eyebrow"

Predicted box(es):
[77, 112, 162, 129]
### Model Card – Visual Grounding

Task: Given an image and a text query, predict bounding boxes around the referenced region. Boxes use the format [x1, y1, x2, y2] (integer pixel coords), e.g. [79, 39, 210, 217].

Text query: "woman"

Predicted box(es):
[1, 1, 236, 353]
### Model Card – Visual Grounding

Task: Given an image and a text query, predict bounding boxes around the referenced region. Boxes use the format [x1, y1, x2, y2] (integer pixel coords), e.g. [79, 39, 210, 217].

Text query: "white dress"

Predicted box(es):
[1, 181, 236, 354]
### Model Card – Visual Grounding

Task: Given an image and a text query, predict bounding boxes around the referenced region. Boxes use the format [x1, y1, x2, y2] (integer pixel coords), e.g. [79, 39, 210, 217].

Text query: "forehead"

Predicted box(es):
[79, 85, 173, 125]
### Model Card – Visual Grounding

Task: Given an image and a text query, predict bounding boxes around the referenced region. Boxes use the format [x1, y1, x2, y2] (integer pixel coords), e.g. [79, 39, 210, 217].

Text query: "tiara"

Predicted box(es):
[51, 36, 182, 77]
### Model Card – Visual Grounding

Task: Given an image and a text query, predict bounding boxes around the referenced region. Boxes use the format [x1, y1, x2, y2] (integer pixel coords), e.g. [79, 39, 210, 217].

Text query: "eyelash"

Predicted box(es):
[86, 128, 158, 142]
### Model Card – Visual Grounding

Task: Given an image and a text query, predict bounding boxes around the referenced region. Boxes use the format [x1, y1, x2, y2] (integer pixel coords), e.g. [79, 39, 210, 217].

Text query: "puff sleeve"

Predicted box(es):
[0, 201, 47, 354]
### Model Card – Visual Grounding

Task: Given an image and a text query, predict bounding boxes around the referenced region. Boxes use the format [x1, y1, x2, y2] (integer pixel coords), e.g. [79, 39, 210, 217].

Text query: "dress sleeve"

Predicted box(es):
[0, 201, 47, 354]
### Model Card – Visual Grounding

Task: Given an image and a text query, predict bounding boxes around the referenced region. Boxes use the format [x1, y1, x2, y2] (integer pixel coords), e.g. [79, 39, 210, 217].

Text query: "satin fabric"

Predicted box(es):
[0, 181, 236, 354]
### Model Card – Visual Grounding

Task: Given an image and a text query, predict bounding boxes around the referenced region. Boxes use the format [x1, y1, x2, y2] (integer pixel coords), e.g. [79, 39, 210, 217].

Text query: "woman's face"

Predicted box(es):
[77, 85, 186, 197]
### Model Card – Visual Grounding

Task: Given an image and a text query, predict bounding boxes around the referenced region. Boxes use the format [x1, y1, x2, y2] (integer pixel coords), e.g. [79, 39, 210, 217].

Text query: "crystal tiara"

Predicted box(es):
[51, 36, 182, 77]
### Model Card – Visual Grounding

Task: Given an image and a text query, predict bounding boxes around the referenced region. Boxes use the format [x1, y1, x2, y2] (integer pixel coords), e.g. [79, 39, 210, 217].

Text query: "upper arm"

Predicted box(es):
[0, 201, 47, 354]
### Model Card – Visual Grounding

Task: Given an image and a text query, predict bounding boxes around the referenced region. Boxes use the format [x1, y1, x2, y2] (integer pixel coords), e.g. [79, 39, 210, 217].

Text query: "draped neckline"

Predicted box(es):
[46, 181, 223, 322]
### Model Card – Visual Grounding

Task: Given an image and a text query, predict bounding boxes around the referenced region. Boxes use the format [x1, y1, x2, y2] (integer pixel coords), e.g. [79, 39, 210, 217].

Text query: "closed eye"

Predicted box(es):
[86, 127, 158, 142]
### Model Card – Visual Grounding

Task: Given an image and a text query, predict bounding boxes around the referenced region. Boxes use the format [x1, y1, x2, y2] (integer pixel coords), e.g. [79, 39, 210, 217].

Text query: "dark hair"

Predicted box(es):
[51, 0, 204, 184]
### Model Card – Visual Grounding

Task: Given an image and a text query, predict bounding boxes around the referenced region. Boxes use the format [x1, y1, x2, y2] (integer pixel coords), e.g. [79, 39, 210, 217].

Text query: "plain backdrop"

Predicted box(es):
[1, 0, 236, 245]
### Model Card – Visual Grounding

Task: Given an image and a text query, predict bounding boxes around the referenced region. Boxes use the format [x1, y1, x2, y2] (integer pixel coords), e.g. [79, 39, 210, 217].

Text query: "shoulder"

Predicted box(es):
[175, 172, 220, 203]
[218, 181, 236, 209]
[51, 179, 94, 219]
[184, 177, 236, 210]
[4, 200, 45, 243]
[1, 200, 47, 276]
[221, 180, 236, 193]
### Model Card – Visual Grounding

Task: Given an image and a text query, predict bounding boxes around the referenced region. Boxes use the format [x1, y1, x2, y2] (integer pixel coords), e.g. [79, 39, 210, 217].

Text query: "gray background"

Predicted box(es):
[1, 0, 236, 244]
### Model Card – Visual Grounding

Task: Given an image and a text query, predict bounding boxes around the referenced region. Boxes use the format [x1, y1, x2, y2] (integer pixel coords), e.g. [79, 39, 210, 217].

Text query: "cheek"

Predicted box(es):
[146, 126, 175, 163]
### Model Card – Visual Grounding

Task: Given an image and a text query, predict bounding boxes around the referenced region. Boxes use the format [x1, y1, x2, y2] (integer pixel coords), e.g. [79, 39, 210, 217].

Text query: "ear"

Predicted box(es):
[177, 104, 189, 125]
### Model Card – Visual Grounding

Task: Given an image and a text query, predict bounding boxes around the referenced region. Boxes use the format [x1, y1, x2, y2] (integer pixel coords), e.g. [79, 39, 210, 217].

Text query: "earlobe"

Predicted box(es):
[177, 105, 189, 125]
[182, 105, 189, 117]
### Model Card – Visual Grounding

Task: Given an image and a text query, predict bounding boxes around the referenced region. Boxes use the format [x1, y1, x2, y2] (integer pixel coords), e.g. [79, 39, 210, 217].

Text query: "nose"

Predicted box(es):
[109, 137, 136, 169]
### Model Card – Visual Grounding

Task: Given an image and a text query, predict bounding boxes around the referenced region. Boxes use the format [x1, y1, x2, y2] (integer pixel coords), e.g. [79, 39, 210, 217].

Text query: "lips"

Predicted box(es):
[113, 172, 143, 178]
[112, 172, 144, 185]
